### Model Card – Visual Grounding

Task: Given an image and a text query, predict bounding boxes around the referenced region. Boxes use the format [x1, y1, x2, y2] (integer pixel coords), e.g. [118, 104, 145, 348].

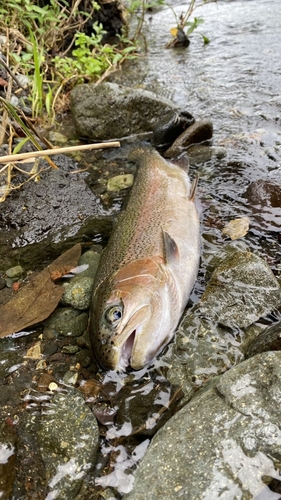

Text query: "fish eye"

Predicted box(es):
[104, 304, 123, 326]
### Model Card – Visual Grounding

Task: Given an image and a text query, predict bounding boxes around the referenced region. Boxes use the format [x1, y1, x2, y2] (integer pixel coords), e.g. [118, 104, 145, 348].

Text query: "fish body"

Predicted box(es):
[89, 146, 200, 371]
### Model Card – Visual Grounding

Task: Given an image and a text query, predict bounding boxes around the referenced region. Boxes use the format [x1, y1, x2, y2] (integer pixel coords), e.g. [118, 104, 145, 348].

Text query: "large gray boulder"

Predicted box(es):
[125, 352, 281, 500]
[199, 250, 281, 328]
[163, 250, 281, 400]
[70, 82, 180, 140]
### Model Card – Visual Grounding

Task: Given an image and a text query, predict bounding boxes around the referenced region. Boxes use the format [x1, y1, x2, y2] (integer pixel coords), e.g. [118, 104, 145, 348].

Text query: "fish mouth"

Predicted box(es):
[113, 305, 150, 371]
[118, 330, 137, 371]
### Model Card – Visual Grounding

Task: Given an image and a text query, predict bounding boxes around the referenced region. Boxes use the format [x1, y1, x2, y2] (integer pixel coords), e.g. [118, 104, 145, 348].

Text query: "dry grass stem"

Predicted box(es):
[0, 141, 121, 163]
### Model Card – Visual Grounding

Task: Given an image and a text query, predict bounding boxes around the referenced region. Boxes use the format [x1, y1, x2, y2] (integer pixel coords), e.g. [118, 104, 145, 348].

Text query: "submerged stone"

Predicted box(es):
[245, 179, 281, 232]
[38, 389, 99, 499]
[188, 144, 227, 165]
[125, 352, 281, 500]
[245, 320, 281, 358]
[45, 307, 89, 337]
[61, 277, 94, 310]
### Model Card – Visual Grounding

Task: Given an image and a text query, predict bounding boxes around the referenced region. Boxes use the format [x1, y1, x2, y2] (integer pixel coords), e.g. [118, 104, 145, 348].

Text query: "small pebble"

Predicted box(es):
[63, 370, 79, 386]
[49, 382, 59, 392]
[6, 265, 24, 279]
[62, 345, 80, 354]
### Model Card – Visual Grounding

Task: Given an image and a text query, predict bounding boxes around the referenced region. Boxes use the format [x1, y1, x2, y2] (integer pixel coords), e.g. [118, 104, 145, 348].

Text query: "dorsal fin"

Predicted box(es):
[168, 155, 189, 172]
[189, 174, 199, 201]
[162, 230, 179, 265]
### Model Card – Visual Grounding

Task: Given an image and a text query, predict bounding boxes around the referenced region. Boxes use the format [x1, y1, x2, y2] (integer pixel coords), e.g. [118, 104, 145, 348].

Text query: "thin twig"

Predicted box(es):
[0, 58, 26, 90]
[0, 141, 121, 163]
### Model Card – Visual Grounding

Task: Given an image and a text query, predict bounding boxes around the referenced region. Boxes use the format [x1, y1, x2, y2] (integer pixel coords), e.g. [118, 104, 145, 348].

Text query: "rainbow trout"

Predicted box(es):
[89, 146, 200, 371]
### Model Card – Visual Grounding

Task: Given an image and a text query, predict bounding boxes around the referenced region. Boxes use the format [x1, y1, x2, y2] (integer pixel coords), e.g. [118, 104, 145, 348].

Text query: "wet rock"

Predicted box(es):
[5, 265, 24, 279]
[75, 329, 92, 350]
[199, 250, 281, 329]
[245, 321, 281, 358]
[163, 249, 280, 400]
[188, 144, 227, 165]
[63, 370, 79, 385]
[95, 0, 125, 37]
[107, 173, 134, 192]
[61, 345, 80, 354]
[245, 179, 281, 232]
[0, 155, 113, 269]
[36, 372, 57, 392]
[38, 389, 99, 499]
[75, 348, 92, 368]
[125, 352, 281, 500]
[60, 250, 101, 310]
[0, 440, 16, 500]
[164, 118, 213, 158]
[151, 110, 195, 152]
[110, 376, 183, 438]
[166, 27, 190, 48]
[61, 276, 94, 310]
[42, 326, 57, 341]
[48, 131, 68, 144]
[74, 250, 101, 280]
[42, 341, 58, 358]
[0, 277, 6, 290]
[45, 307, 89, 337]
[70, 82, 181, 140]
[164, 313, 242, 401]
[202, 238, 249, 281]
[79, 379, 102, 400]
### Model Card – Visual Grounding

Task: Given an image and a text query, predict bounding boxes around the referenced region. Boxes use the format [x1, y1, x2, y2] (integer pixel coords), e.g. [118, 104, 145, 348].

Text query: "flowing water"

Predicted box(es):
[124, 0, 281, 294]
[0, 0, 281, 498]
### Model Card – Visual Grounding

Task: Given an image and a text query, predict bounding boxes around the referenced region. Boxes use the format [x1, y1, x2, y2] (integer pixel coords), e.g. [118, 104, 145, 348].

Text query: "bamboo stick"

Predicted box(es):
[0, 141, 121, 163]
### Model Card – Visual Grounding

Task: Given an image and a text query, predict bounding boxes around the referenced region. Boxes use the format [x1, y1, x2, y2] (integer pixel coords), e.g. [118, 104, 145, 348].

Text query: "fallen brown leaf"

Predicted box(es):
[0, 77, 8, 87]
[0, 244, 81, 338]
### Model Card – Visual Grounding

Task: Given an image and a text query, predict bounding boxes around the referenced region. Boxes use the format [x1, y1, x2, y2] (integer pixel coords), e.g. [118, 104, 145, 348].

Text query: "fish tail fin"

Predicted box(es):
[189, 174, 199, 201]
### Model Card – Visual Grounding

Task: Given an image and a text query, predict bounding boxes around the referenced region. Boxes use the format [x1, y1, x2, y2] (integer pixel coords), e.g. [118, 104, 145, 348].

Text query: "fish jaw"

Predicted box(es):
[129, 285, 174, 370]
[113, 304, 152, 371]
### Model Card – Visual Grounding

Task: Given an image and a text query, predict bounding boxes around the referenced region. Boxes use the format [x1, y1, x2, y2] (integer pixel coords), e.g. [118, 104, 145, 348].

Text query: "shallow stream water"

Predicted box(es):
[0, 0, 281, 498]
[125, 0, 281, 293]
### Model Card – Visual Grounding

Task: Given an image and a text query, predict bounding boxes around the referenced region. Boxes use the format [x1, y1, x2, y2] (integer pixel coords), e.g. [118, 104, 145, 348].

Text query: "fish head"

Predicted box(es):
[90, 258, 174, 371]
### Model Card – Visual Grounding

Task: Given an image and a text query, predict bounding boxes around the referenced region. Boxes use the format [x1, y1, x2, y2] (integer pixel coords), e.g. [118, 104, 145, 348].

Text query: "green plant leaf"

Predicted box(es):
[45, 85, 53, 117]
[112, 53, 123, 64]
[122, 46, 137, 54]
[13, 137, 30, 155]
[201, 34, 210, 44]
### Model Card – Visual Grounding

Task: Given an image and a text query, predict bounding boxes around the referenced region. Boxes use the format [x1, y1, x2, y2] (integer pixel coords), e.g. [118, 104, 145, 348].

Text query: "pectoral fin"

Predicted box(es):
[163, 230, 179, 265]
